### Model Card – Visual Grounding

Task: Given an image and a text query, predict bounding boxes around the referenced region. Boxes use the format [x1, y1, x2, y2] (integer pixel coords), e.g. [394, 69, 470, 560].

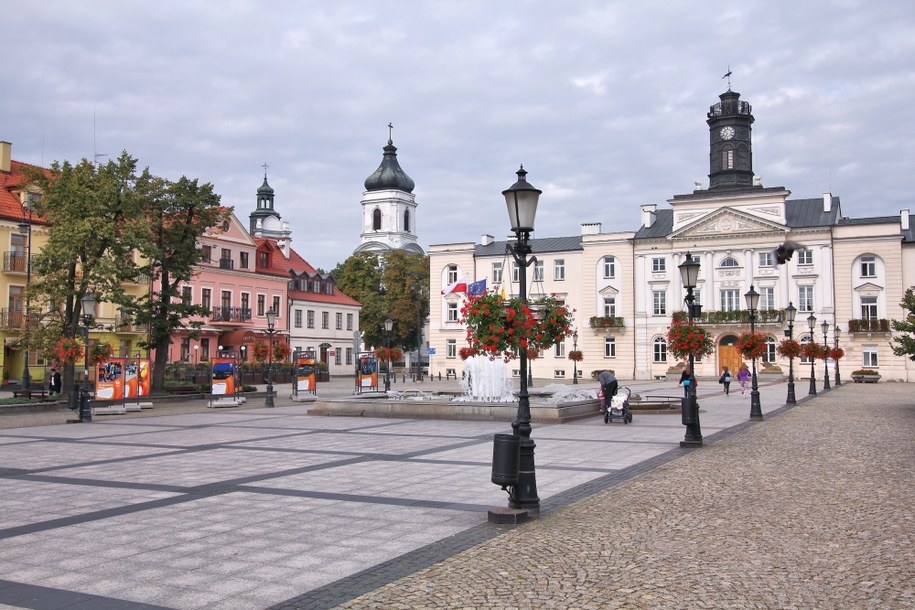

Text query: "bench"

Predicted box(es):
[13, 389, 49, 400]
[641, 395, 683, 408]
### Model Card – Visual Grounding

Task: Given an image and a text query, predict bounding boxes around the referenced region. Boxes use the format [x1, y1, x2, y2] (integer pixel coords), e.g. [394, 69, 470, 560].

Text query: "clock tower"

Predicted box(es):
[706, 89, 756, 189]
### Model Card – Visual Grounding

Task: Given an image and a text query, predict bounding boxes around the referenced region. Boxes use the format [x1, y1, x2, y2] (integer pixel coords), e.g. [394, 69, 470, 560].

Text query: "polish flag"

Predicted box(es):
[442, 275, 468, 295]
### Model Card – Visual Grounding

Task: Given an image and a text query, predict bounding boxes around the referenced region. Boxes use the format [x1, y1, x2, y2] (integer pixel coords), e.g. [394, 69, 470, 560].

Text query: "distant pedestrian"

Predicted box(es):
[737, 364, 751, 395]
[49, 367, 62, 395]
[719, 366, 732, 395]
[679, 364, 696, 391]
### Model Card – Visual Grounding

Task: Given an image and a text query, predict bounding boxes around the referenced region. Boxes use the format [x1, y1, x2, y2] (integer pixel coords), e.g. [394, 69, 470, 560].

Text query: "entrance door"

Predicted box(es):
[719, 335, 742, 375]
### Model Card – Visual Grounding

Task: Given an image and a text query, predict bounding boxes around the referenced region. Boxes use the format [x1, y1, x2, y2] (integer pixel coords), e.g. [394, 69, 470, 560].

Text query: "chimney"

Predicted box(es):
[641, 204, 657, 229]
[0, 141, 11, 173]
[823, 192, 832, 213]
[580, 222, 601, 235]
[480, 234, 493, 246]
[902, 209, 910, 231]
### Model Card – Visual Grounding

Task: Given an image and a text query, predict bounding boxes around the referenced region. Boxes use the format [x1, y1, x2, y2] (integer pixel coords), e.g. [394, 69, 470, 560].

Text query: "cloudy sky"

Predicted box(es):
[4, 1, 914, 270]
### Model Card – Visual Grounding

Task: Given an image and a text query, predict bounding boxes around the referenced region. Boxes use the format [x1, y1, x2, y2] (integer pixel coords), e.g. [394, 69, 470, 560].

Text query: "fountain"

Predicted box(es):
[456, 356, 514, 403]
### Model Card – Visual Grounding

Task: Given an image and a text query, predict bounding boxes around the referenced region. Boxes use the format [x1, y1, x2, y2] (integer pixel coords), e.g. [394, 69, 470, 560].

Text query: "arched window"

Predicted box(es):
[404, 210, 410, 232]
[764, 336, 777, 363]
[653, 337, 667, 363]
[372, 208, 382, 231]
[719, 257, 739, 268]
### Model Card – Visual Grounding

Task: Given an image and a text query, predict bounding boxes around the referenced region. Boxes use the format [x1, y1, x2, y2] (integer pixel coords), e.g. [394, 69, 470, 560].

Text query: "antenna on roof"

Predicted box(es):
[92, 107, 107, 166]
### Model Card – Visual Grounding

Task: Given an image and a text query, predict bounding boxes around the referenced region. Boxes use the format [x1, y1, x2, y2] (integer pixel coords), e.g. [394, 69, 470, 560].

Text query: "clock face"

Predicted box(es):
[720, 126, 735, 140]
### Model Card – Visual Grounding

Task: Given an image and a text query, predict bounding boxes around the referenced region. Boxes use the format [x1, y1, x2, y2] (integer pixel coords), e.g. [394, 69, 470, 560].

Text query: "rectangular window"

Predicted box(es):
[693, 289, 702, 307]
[604, 337, 616, 358]
[240, 292, 249, 313]
[201, 245, 212, 263]
[346, 347, 353, 365]
[447, 265, 458, 284]
[553, 370, 566, 379]
[512, 264, 519, 283]
[447, 302, 459, 322]
[651, 257, 666, 273]
[603, 256, 616, 279]
[759, 252, 774, 267]
[860, 256, 876, 277]
[221, 290, 231, 309]
[272, 296, 281, 315]
[861, 296, 878, 319]
[322, 312, 329, 329]
[294, 310, 302, 328]
[533, 260, 544, 282]
[258, 252, 269, 267]
[720, 289, 740, 312]
[257, 295, 265, 316]
[603, 296, 616, 317]
[653, 290, 666, 315]
[863, 345, 878, 367]
[181, 286, 192, 306]
[554, 259, 565, 281]
[653, 339, 667, 363]
[759, 287, 775, 311]
[798, 250, 813, 265]
[239, 252, 249, 269]
[554, 342, 566, 358]
[201, 288, 211, 310]
[336, 312, 343, 330]
[798, 286, 814, 312]
[346, 313, 353, 330]
[307, 310, 314, 329]
[181, 338, 190, 362]
[200, 338, 210, 361]
[335, 350, 342, 366]
[446, 340, 457, 359]
[723, 149, 734, 169]
[492, 262, 503, 284]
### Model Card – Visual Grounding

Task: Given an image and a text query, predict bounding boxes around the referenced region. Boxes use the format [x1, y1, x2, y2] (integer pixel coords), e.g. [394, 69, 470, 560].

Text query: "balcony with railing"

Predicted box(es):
[672, 308, 786, 325]
[0, 308, 27, 330]
[3, 251, 32, 274]
[847, 318, 890, 333]
[589, 316, 625, 330]
[115, 313, 149, 333]
[210, 306, 252, 323]
[218, 258, 234, 270]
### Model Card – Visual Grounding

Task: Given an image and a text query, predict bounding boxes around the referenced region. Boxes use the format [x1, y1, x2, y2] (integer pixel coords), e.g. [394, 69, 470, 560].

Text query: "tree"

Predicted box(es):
[28, 153, 145, 404]
[125, 174, 228, 392]
[890, 287, 915, 361]
[332, 250, 430, 352]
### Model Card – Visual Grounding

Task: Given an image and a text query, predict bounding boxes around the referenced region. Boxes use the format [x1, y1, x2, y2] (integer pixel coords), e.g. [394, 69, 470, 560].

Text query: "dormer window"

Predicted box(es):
[259, 252, 269, 267]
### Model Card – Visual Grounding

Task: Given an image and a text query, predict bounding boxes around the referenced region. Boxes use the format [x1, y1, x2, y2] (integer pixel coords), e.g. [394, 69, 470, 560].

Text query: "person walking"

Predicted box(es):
[736, 363, 751, 396]
[49, 367, 62, 396]
[719, 366, 732, 395]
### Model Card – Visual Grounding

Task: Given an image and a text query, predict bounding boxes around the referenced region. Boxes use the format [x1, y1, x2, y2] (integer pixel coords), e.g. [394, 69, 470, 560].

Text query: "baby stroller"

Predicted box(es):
[603, 387, 632, 424]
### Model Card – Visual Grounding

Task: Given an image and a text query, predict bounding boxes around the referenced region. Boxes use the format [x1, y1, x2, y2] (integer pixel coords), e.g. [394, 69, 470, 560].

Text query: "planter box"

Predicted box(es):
[851, 374, 880, 383]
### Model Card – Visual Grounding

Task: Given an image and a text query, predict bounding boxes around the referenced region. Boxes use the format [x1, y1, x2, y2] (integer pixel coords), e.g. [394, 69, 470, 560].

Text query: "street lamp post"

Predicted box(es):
[265, 309, 277, 407]
[807, 314, 817, 396]
[504, 165, 541, 512]
[79, 293, 97, 423]
[17, 212, 32, 394]
[745, 285, 763, 420]
[572, 330, 578, 385]
[784, 302, 797, 405]
[383, 317, 393, 392]
[821, 320, 831, 392]
[677, 251, 702, 447]
[834, 326, 842, 386]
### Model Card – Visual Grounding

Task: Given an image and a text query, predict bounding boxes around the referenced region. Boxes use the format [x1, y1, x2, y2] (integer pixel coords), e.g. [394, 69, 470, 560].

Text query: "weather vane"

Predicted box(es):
[723, 66, 733, 90]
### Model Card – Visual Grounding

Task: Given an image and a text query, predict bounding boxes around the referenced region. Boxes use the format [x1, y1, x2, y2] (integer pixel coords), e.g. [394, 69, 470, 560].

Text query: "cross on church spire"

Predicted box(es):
[388, 122, 393, 143]
[722, 66, 733, 90]
[262, 161, 269, 178]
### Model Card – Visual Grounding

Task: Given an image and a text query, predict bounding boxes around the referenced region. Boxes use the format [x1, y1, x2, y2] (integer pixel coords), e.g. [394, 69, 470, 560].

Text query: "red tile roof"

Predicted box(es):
[0, 160, 51, 224]
[255, 237, 360, 307]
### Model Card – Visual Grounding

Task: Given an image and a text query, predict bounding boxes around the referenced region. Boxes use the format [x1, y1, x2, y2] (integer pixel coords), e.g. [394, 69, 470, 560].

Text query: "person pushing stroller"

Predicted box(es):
[598, 369, 618, 412]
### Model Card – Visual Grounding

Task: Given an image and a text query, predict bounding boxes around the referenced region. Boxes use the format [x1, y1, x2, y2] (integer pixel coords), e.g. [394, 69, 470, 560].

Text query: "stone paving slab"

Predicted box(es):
[0, 378, 909, 609]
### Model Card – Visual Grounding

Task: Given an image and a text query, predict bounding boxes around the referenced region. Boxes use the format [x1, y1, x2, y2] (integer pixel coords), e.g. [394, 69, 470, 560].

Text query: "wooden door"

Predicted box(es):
[718, 335, 742, 375]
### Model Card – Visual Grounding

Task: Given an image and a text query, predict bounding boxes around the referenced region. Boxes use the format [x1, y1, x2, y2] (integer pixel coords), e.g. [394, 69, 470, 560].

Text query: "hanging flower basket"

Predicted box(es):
[373, 347, 403, 363]
[736, 331, 767, 360]
[252, 340, 269, 363]
[55, 337, 84, 364]
[568, 350, 583, 362]
[666, 320, 715, 360]
[829, 347, 845, 361]
[89, 342, 113, 365]
[776, 339, 801, 359]
[273, 341, 291, 362]
[461, 293, 573, 361]
[458, 347, 477, 360]
[801, 342, 826, 360]
[526, 347, 540, 360]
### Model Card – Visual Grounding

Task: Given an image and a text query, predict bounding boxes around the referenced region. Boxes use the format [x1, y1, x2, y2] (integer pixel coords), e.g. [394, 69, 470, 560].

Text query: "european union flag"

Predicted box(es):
[467, 279, 487, 296]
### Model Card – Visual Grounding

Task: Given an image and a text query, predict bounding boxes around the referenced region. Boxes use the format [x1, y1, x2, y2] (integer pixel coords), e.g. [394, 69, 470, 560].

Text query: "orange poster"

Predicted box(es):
[211, 358, 237, 396]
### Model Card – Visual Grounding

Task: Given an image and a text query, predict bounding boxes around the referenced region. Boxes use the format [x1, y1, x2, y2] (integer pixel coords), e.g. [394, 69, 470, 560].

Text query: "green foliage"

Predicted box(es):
[890, 287, 915, 361]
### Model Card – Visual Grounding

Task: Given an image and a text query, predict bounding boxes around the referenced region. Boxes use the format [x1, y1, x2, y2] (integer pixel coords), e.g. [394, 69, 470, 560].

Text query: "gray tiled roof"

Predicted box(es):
[474, 235, 583, 257]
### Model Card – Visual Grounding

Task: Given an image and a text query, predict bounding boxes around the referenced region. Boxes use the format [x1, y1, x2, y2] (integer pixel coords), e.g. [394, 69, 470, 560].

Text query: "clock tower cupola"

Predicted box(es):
[706, 88, 756, 189]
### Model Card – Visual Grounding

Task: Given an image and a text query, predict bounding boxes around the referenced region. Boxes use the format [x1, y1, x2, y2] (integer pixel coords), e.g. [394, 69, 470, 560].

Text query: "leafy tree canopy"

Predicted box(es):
[890, 287, 915, 361]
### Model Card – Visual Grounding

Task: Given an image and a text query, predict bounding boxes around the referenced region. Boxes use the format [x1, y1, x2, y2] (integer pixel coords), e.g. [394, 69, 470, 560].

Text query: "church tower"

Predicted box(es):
[248, 169, 292, 246]
[354, 126, 424, 255]
[706, 88, 757, 189]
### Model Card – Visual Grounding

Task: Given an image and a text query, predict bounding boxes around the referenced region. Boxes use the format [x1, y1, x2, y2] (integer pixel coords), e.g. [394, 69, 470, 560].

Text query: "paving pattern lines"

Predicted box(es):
[333, 385, 915, 609]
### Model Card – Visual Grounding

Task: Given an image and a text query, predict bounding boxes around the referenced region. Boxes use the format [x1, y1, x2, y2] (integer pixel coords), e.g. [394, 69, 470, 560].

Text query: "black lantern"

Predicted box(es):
[744, 285, 762, 420]
[265, 309, 278, 407]
[807, 313, 817, 396]
[383, 317, 393, 392]
[784, 302, 797, 405]
[821, 319, 831, 391]
[677, 251, 702, 447]
[78, 293, 97, 423]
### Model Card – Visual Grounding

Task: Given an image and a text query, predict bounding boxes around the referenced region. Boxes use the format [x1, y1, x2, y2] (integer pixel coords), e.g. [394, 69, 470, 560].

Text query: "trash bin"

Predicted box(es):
[491, 433, 520, 487]
[681, 396, 696, 425]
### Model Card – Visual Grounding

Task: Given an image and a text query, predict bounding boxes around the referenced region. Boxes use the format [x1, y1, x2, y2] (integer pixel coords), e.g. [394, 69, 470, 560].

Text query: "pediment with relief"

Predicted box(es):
[670, 208, 786, 240]
[853, 282, 884, 295]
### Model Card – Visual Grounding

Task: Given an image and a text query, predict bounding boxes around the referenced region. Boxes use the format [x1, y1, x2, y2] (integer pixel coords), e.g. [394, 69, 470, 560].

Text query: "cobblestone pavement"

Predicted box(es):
[334, 383, 914, 609]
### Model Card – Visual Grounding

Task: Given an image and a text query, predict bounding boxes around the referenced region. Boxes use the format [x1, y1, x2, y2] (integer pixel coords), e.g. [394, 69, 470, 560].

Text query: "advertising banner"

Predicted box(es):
[356, 353, 378, 391]
[96, 359, 124, 401]
[211, 358, 237, 396]
[126, 360, 151, 398]
[295, 354, 316, 394]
